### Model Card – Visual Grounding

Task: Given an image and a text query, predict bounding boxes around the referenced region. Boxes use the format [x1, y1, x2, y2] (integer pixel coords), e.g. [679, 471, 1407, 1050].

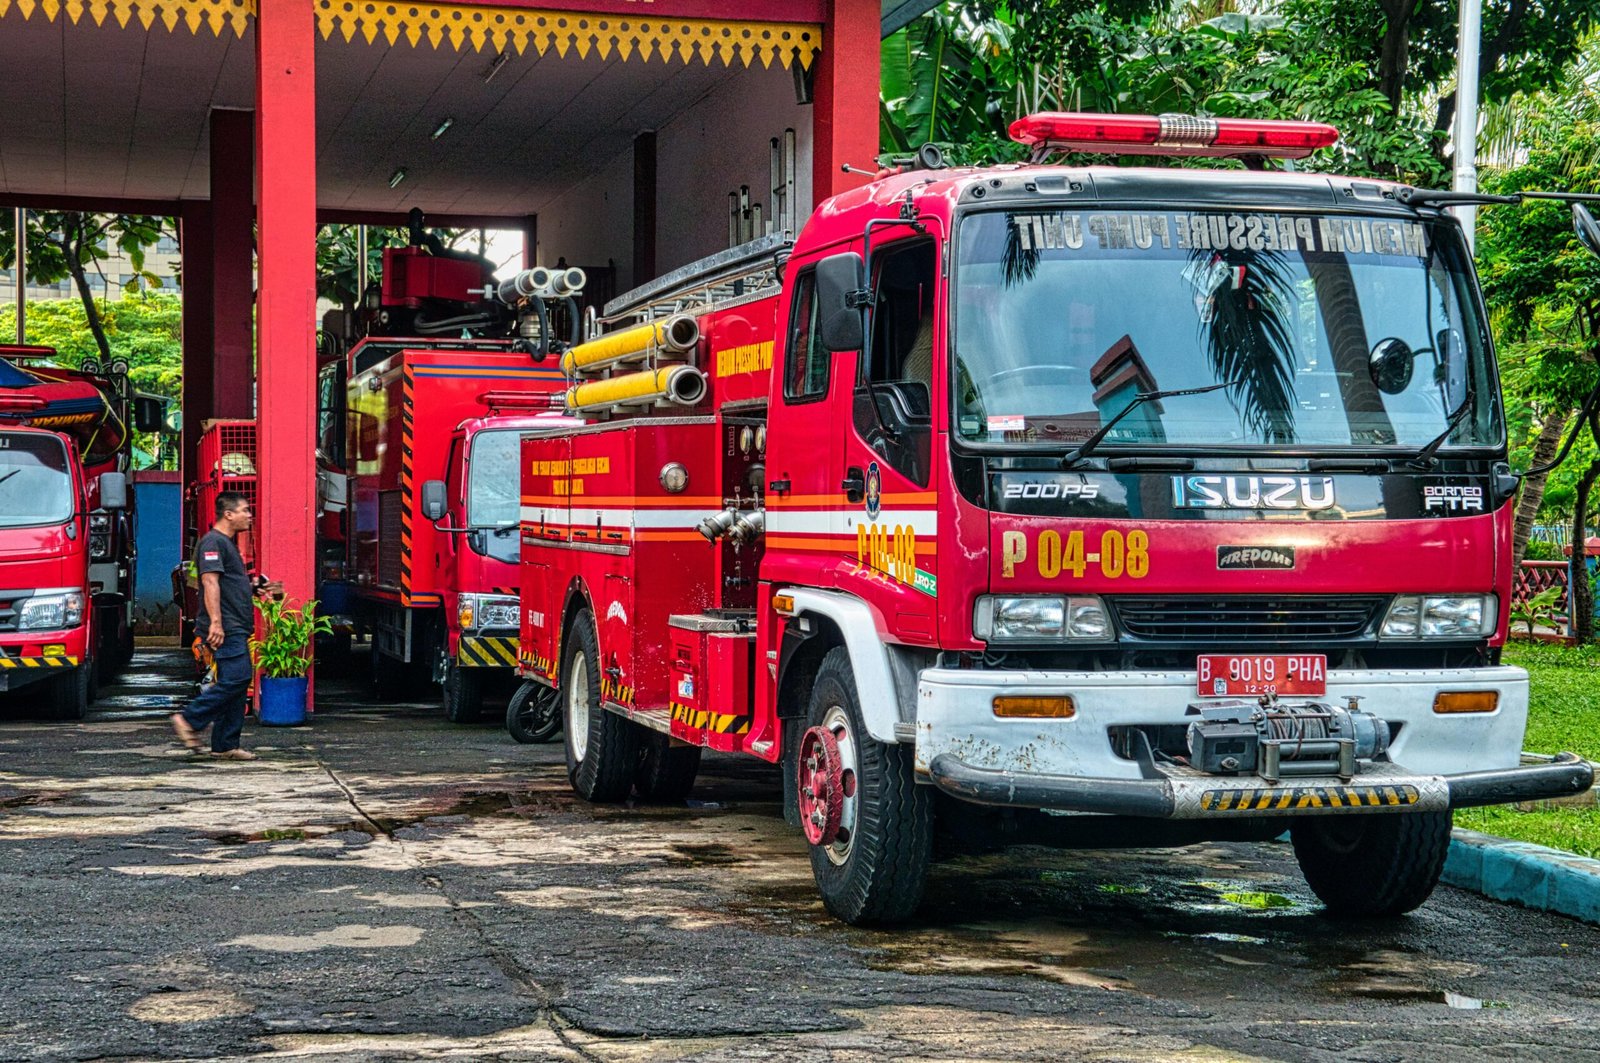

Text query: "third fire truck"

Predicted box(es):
[515, 113, 1594, 925]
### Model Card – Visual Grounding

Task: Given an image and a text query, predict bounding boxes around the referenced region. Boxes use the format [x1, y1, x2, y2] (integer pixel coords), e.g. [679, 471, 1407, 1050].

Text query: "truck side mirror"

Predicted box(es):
[99, 472, 128, 511]
[132, 395, 168, 434]
[1575, 204, 1600, 260]
[815, 251, 866, 352]
[421, 480, 447, 522]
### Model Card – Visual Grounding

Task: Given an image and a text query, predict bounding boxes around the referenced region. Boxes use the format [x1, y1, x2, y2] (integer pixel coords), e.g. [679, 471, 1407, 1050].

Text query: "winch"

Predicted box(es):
[1185, 696, 1391, 783]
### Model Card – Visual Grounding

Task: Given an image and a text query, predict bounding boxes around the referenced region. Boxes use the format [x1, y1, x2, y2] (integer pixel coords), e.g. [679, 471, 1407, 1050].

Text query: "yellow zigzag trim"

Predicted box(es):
[314, 2, 820, 68]
[0, 0, 252, 37]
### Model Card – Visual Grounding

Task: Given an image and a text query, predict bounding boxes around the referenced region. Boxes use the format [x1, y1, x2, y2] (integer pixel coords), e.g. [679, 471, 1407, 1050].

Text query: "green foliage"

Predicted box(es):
[251, 597, 333, 680]
[0, 292, 183, 397]
[1509, 585, 1564, 637]
[1523, 539, 1567, 562]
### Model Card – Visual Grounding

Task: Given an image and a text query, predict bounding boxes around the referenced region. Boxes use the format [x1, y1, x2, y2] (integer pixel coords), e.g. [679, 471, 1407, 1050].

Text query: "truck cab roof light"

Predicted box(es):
[478, 390, 564, 412]
[0, 394, 48, 413]
[1008, 112, 1339, 160]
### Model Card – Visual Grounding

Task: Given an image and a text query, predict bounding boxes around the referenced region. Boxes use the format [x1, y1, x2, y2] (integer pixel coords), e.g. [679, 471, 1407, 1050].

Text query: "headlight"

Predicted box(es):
[458, 594, 519, 631]
[19, 591, 86, 631]
[1380, 594, 1496, 639]
[89, 514, 111, 533]
[974, 595, 1113, 643]
[90, 534, 111, 560]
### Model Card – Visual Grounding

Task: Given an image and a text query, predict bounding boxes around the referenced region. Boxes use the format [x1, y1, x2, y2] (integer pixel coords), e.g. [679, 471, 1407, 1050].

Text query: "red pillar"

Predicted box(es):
[255, 0, 318, 607]
[811, 0, 879, 202]
[178, 199, 214, 528]
[210, 108, 255, 421]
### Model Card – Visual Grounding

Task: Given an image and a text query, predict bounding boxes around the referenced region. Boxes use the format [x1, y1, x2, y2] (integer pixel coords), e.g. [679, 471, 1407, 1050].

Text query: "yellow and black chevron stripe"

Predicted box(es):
[599, 676, 635, 705]
[0, 656, 80, 670]
[458, 635, 519, 668]
[519, 650, 558, 680]
[399, 365, 415, 600]
[1200, 783, 1421, 813]
[670, 700, 750, 735]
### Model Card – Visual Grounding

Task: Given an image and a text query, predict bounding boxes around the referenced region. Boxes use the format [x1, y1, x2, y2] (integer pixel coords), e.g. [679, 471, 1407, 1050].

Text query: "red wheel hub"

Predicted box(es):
[797, 725, 845, 846]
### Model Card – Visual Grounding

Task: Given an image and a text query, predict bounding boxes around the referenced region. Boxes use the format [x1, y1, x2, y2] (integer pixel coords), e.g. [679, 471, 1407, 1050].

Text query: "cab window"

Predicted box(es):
[783, 268, 828, 403]
[853, 240, 935, 485]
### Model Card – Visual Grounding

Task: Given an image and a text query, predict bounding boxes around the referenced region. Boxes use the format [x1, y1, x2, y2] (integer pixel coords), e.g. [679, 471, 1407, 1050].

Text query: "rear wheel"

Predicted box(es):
[442, 660, 484, 723]
[47, 661, 95, 721]
[505, 680, 561, 743]
[800, 647, 931, 926]
[1291, 810, 1453, 917]
[562, 609, 637, 801]
[633, 731, 701, 803]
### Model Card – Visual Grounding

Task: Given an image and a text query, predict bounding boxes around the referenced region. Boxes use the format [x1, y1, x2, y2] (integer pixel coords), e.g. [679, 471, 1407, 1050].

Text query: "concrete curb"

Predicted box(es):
[1444, 829, 1600, 926]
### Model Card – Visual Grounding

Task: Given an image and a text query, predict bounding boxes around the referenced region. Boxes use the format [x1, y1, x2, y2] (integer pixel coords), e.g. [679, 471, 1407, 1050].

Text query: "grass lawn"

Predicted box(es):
[1453, 640, 1600, 858]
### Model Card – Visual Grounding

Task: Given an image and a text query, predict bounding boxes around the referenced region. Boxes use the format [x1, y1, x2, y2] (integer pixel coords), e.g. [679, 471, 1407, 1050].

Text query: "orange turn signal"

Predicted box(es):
[993, 696, 1076, 719]
[1433, 691, 1499, 714]
[772, 593, 796, 615]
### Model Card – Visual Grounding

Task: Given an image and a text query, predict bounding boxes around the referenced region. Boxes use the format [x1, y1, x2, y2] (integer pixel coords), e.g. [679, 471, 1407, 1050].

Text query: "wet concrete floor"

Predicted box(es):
[0, 647, 1597, 1061]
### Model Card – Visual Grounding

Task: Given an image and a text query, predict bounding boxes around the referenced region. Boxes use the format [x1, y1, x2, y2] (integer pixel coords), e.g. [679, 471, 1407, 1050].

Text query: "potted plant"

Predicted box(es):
[251, 596, 332, 725]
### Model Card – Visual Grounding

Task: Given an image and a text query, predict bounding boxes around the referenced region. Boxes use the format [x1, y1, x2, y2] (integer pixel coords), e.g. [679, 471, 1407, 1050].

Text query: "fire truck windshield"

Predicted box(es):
[466, 428, 521, 562]
[0, 431, 73, 528]
[952, 209, 1498, 452]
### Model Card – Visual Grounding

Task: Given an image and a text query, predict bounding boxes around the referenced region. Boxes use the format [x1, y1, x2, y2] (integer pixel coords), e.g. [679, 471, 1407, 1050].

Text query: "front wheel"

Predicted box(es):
[1291, 810, 1453, 917]
[442, 660, 484, 723]
[506, 680, 561, 744]
[47, 662, 95, 721]
[799, 647, 931, 926]
[562, 609, 638, 801]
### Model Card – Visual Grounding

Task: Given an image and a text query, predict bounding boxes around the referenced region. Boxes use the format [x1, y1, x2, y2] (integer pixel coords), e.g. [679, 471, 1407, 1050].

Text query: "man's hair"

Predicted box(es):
[215, 491, 250, 520]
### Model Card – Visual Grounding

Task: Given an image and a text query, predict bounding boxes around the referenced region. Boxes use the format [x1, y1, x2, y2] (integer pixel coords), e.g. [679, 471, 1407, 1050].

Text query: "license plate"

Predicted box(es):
[1196, 654, 1327, 698]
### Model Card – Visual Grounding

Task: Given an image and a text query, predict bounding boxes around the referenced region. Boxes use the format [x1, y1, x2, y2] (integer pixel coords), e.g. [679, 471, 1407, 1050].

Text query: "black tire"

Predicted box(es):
[1291, 810, 1453, 917]
[47, 662, 94, 721]
[442, 660, 484, 723]
[633, 730, 701, 803]
[506, 680, 561, 744]
[562, 609, 638, 801]
[803, 647, 932, 926]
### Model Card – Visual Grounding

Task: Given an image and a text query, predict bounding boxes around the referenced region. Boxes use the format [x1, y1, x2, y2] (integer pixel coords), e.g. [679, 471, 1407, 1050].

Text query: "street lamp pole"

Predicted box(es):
[13, 207, 24, 344]
[1453, 0, 1482, 253]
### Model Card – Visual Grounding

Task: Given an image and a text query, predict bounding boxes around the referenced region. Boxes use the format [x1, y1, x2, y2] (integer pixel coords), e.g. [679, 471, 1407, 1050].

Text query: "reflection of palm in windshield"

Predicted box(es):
[956, 210, 1491, 450]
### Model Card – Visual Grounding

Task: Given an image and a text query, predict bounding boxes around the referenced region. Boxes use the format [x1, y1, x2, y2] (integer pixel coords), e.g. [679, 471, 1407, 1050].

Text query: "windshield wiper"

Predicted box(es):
[1406, 392, 1475, 470]
[1397, 188, 1600, 209]
[0, 469, 17, 488]
[1060, 378, 1239, 469]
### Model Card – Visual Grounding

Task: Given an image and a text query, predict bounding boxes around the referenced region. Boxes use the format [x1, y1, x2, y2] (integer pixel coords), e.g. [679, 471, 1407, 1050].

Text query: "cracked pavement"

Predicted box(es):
[1, 648, 1597, 1062]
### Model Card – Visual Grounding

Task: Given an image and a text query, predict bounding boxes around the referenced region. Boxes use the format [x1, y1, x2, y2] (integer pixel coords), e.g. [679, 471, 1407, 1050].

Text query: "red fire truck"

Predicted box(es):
[1, 346, 159, 717]
[340, 226, 585, 723]
[516, 112, 1595, 925]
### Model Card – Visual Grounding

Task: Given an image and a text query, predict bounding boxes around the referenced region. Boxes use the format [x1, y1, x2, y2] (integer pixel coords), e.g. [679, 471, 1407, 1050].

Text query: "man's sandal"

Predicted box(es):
[210, 749, 259, 761]
[169, 714, 202, 752]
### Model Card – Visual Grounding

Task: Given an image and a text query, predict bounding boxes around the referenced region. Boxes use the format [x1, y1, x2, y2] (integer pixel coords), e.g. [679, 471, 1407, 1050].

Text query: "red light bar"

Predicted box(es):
[0, 394, 47, 413]
[1009, 112, 1339, 160]
[479, 389, 563, 411]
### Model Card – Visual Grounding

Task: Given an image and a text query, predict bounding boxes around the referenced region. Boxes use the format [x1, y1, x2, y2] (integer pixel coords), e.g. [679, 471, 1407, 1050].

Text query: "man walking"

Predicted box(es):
[171, 491, 267, 760]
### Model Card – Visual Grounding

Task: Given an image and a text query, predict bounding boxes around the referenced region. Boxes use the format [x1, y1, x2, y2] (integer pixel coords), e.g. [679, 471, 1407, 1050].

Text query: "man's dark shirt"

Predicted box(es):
[194, 529, 252, 657]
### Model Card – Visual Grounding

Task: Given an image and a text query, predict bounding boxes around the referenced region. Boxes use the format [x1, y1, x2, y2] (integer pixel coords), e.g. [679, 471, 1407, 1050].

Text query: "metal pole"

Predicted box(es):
[356, 224, 368, 303]
[13, 207, 25, 344]
[1453, 0, 1482, 253]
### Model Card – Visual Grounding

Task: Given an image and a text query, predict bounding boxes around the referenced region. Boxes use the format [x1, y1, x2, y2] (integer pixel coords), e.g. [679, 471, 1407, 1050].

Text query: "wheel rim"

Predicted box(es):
[798, 725, 845, 847]
[814, 704, 859, 866]
[567, 650, 590, 762]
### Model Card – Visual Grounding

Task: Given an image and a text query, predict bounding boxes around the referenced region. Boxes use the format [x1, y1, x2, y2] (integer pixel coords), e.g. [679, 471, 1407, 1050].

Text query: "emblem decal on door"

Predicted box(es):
[864, 461, 882, 520]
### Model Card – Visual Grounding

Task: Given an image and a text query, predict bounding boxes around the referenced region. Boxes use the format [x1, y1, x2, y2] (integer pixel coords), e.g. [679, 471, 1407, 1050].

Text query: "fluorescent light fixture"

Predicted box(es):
[388, 168, 406, 189]
[483, 51, 510, 83]
[431, 117, 454, 140]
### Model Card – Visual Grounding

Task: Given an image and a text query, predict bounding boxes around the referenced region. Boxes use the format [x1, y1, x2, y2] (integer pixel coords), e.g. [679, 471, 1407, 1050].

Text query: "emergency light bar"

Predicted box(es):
[479, 390, 564, 412]
[0, 393, 47, 413]
[1009, 112, 1339, 160]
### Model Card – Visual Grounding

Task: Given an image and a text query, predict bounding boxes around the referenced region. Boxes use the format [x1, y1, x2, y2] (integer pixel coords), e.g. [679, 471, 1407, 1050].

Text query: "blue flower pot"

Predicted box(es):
[258, 675, 309, 726]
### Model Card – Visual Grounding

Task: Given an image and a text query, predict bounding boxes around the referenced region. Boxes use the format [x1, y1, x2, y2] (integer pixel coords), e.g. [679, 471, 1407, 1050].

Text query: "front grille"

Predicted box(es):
[0, 597, 19, 633]
[1109, 596, 1387, 643]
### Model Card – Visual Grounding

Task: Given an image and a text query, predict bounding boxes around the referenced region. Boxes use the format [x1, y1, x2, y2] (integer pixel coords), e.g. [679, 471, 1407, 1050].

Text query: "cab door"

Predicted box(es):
[837, 238, 940, 641]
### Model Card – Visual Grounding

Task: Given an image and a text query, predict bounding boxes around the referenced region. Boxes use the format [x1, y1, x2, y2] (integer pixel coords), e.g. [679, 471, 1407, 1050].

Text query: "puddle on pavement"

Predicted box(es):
[1329, 947, 1489, 1008]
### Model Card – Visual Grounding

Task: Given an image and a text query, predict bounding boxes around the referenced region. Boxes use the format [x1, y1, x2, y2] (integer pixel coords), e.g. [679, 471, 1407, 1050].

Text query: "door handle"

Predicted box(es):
[841, 467, 866, 504]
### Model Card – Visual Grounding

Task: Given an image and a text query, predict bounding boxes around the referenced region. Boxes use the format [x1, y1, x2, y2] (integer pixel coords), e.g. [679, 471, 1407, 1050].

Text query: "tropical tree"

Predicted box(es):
[0, 211, 173, 363]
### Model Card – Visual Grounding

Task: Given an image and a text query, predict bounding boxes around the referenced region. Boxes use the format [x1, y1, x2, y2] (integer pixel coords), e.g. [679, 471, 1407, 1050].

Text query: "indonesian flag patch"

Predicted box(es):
[202, 551, 220, 562]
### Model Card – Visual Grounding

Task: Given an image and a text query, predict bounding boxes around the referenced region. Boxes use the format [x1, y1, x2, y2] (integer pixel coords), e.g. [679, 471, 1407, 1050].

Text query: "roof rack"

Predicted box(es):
[602, 232, 792, 326]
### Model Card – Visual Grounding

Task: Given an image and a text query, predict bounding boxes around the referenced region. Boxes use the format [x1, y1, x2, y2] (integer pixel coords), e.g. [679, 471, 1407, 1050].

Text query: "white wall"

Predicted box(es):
[654, 66, 814, 275]
[537, 149, 636, 291]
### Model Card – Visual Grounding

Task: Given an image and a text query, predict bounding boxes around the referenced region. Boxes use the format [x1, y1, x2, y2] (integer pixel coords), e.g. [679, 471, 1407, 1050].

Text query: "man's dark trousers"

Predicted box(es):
[181, 635, 251, 753]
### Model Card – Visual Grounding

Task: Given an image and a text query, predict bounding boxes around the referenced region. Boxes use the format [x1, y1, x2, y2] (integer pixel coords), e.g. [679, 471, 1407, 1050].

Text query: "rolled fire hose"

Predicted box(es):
[564, 364, 707, 414]
[560, 313, 700, 374]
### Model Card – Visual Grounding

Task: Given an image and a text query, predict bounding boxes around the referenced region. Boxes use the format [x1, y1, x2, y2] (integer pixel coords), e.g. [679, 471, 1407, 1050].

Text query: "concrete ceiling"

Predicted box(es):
[0, 15, 794, 218]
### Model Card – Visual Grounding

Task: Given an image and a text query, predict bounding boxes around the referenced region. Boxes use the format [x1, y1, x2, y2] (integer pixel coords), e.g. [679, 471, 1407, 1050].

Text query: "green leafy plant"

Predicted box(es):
[1509, 585, 1565, 637]
[251, 597, 332, 679]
